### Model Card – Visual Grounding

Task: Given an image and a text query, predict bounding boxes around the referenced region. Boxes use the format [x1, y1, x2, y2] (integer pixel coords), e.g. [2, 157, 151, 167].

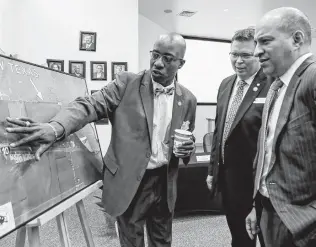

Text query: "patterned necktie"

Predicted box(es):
[154, 87, 175, 97]
[222, 80, 247, 160]
[254, 78, 284, 192]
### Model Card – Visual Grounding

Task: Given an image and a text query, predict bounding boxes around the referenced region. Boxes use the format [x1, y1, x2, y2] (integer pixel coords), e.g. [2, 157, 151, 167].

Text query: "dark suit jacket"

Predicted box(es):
[52, 70, 197, 217]
[253, 55, 316, 247]
[208, 69, 270, 210]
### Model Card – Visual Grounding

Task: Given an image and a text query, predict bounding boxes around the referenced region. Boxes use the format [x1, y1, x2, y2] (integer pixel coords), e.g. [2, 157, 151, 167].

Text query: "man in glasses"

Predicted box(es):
[206, 28, 270, 247]
[6, 33, 197, 247]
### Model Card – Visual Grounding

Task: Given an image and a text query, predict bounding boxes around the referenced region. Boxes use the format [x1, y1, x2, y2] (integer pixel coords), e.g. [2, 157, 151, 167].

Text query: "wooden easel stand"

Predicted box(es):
[15, 180, 103, 247]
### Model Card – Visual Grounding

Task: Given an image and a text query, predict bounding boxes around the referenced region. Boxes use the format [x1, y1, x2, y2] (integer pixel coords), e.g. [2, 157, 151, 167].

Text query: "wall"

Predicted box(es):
[312, 38, 316, 54]
[1, 0, 139, 154]
[0, 0, 7, 54]
[138, 14, 168, 71]
[194, 105, 216, 148]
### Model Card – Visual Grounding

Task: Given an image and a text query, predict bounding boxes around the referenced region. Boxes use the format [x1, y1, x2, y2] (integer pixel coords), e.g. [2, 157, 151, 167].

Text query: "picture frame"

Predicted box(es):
[47, 59, 64, 72]
[69, 60, 86, 78]
[111, 62, 128, 80]
[90, 61, 107, 81]
[79, 31, 97, 52]
[91, 90, 109, 125]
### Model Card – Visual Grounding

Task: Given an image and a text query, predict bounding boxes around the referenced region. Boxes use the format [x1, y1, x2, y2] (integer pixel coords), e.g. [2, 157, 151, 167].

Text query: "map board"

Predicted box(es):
[0, 55, 103, 238]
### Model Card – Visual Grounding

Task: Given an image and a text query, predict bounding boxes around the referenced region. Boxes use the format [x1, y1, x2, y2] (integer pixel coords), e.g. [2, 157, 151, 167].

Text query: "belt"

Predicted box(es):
[145, 165, 166, 176]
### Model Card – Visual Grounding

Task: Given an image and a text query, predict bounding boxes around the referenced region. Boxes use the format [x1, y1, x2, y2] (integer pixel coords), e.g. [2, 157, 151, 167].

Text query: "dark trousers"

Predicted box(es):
[225, 211, 256, 247]
[220, 168, 261, 247]
[260, 195, 297, 247]
[117, 166, 173, 247]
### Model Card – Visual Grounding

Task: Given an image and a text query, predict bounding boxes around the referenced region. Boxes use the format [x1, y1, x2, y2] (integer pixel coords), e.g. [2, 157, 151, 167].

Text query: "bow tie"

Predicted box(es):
[154, 87, 175, 96]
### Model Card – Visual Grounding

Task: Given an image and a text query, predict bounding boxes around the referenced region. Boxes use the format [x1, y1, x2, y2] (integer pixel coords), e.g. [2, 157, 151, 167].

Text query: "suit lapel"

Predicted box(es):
[168, 81, 184, 158]
[140, 71, 154, 145]
[217, 75, 236, 143]
[268, 56, 316, 171]
[169, 81, 184, 137]
[228, 70, 266, 136]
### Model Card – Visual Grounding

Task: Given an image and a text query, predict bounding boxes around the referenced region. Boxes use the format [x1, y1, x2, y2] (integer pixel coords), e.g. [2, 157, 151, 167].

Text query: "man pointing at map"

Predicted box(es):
[6, 32, 197, 247]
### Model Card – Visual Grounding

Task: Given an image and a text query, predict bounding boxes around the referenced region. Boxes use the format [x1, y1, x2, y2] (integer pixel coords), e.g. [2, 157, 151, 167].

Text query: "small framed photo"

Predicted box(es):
[79, 31, 97, 51]
[91, 61, 107, 80]
[111, 62, 128, 80]
[47, 59, 64, 72]
[69, 60, 86, 78]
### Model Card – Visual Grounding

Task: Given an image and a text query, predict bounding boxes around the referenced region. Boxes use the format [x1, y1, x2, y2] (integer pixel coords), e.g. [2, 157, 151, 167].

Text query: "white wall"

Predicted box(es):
[312, 38, 316, 55]
[138, 14, 168, 71]
[194, 105, 216, 146]
[1, 0, 139, 154]
[0, 0, 8, 54]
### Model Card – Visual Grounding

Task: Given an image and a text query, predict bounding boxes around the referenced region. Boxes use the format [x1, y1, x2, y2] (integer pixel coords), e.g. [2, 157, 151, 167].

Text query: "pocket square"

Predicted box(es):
[180, 121, 190, 130]
[254, 97, 266, 104]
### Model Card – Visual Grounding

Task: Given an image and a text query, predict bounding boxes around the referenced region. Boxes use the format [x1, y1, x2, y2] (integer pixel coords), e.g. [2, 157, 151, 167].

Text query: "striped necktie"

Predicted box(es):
[222, 80, 247, 161]
[254, 78, 284, 193]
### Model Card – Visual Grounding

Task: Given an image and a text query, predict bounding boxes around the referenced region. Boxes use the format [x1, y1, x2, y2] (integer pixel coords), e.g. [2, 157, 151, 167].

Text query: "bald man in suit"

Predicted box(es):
[7, 33, 197, 247]
[246, 7, 316, 247]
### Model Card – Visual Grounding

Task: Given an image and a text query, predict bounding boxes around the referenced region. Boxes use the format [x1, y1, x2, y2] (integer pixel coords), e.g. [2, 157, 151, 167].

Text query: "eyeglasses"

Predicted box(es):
[150, 51, 183, 64]
[229, 52, 254, 60]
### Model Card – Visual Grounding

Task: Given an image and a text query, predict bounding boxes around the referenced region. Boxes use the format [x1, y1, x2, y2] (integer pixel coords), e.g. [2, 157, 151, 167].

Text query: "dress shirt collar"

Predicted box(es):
[279, 53, 312, 86]
[236, 69, 259, 87]
[151, 75, 175, 92]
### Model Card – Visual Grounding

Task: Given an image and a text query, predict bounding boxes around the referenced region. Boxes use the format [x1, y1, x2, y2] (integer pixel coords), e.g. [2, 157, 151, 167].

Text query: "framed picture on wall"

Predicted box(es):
[111, 62, 128, 80]
[79, 31, 97, 51]
[69, 60, 86, 78]
[47, 59, 64, 72]
[90, 61, 107, 81]
[91, 90, 109, 125]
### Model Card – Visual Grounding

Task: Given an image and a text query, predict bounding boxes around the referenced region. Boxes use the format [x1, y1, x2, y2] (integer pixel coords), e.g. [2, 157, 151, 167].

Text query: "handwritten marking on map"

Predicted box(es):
[0, 202, 15, 236]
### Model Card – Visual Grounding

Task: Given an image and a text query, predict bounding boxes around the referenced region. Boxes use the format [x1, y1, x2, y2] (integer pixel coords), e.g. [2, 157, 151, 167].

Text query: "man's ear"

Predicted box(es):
[292, 30, 304, 47]
[178, 60, 186, 69]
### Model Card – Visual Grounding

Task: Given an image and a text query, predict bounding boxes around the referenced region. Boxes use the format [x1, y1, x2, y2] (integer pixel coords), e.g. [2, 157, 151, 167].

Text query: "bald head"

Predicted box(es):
[254, 7, 312, 77]
[154, 33, 186, 59]
[150, 33, 186, 86]
[259, 7, 312, 45]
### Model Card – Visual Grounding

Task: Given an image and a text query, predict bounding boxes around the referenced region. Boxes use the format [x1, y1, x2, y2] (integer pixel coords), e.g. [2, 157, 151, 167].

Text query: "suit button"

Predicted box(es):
[146, 152, 151, 158]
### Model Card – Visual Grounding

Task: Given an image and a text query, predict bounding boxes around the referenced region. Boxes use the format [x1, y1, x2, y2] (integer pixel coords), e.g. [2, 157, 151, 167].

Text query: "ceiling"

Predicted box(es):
[139, 0, 316, 40]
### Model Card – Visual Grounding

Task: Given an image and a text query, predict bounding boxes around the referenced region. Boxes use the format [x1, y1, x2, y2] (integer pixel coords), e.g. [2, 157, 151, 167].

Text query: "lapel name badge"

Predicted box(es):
[253, 87, 258, 92]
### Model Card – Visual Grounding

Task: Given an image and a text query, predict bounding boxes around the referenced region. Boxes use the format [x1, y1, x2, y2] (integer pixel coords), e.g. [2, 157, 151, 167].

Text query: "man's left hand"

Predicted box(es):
[174, 139, 195, 158]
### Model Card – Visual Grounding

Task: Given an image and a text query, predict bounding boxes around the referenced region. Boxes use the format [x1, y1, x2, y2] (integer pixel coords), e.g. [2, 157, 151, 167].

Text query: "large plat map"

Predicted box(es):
[0, 55, 103, 238]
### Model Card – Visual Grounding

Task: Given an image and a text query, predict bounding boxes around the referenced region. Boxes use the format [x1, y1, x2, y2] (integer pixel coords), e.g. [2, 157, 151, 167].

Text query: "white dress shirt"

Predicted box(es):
[147, 79, 175, 169]
[225, 71, 259, 120]
[259, 53, 313, 197]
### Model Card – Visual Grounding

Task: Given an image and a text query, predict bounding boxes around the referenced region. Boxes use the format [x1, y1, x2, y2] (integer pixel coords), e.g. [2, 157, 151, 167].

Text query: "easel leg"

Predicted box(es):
[15, 227, 26, 247]
[27, 227, 40, 247]
[76, 200, 95, 247]
[56, 212, 71, 247]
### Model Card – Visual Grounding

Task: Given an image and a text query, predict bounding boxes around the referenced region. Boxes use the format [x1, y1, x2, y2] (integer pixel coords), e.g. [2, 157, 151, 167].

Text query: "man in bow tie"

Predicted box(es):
[6, 33, 197, 247]
[206, 28, 271, 247]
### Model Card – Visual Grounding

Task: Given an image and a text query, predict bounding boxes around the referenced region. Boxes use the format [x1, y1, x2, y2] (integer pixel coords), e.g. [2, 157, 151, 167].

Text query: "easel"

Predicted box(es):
[15, 180, 103, 247]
